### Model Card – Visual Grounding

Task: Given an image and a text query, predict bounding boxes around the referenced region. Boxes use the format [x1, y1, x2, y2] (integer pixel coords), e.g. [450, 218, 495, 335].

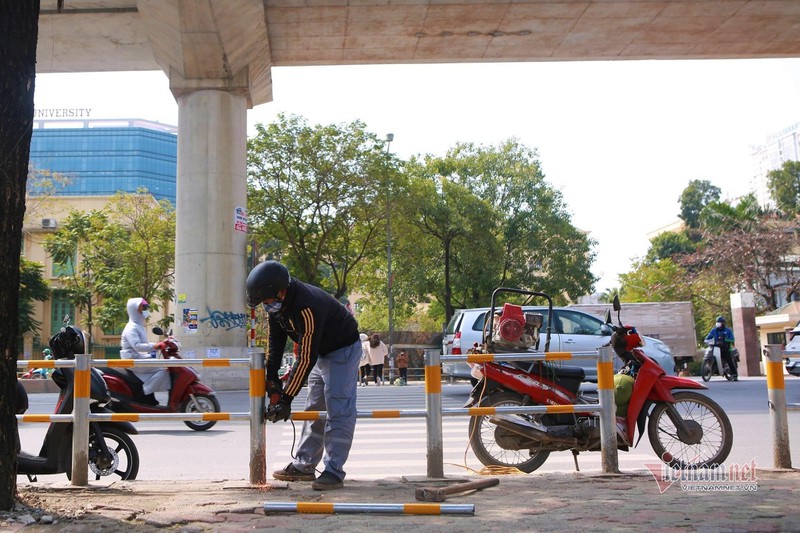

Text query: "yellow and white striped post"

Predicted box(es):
[249, 349, 267, 484]
[424, 348, 444, 479]
[71, 354, 90, 485]
[263, 501, 474, 515]
[596, 345, 619, 474]
[764, 345, 792, 469]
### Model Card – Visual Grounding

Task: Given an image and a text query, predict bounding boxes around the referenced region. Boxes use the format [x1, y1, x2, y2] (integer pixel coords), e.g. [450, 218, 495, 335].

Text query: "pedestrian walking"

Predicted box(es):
[396, 350, 409, 384]
[366, 333, 388, 385]
[359, 333, 371, 386]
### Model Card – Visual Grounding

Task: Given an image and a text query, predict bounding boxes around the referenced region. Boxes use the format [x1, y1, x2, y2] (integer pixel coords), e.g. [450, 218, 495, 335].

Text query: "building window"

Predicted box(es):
[52, 249, 76, 277]
[767, 331, 788, 347]
[50, 291, 76, 335]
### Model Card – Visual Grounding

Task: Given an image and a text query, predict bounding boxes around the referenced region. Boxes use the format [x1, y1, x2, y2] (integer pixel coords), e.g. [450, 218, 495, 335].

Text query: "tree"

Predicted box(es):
[683, 218, 800, 310]
[18, 258, 50, 344]
[620, 258, 692, 303]
[767, 160, 800, 216]
[44, 210, 118, 352]
[101, 192, 175, 330]
[44, 193, 176, 338]
[403, 168, 500, 321]
[247, 114, 391, 298]
[699, 193, 762, 233]
[0, 0, 40, 511]
[408, 139, 595, 322]
[645, 231, 696, 263]
[679, 179, 721, 229]
[24, 165, 70, 230]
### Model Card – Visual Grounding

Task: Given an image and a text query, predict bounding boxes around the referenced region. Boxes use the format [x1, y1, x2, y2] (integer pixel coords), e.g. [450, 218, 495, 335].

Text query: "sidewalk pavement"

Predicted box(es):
[6, 468, 799, 532]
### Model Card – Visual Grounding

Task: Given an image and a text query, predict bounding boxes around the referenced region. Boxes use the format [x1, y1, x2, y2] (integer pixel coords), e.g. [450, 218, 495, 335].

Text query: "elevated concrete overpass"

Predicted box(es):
[35, 1, 800, 357]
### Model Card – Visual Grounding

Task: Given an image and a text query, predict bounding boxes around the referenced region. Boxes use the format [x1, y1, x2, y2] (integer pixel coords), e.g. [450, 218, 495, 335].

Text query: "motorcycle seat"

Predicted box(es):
[98, 366, 144, 385]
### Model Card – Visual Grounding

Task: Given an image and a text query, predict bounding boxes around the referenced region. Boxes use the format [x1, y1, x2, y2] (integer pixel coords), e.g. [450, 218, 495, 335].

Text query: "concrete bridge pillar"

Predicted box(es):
[172, 87, 251, 384]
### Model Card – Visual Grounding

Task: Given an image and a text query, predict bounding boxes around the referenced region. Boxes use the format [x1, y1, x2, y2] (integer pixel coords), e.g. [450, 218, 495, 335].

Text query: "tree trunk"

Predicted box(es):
[0, 0, 41, 511]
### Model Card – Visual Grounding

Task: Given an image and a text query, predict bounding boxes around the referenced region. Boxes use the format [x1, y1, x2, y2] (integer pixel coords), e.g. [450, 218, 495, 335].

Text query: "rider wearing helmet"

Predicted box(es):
[120, 297, 170, 403]
[706, 316, 737, 381]
[246, 260, 361, 491]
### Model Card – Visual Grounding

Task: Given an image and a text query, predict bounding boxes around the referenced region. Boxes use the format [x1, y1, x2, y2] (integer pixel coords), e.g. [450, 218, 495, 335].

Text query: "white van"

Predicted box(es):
[442, 306, 676, 383]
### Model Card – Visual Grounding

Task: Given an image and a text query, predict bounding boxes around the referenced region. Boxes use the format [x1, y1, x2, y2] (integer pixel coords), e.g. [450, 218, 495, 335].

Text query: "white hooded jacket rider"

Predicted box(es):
[120, 297, 170, 395]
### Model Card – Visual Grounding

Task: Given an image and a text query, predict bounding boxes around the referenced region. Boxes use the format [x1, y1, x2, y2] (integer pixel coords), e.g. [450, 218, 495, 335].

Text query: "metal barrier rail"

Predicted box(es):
[427, 346, 619, 477]
[17, 352, 267, 486]
[763, 345, 797, 468]
[18, 347, 618, 484]
[441, 351, 600, 363]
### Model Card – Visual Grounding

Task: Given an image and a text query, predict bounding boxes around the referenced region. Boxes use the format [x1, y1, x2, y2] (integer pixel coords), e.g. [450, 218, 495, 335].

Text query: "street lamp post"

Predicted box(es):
[385, 133, 395, 383]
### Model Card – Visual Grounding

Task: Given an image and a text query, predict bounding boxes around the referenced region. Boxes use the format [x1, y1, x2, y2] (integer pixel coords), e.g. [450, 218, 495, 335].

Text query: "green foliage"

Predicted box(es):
[767, 160, 800, 216]
[18, 258, 49, 340]
[632, 181, 800, 343]
[619, 258, 691, 303]
[699, 193, 761, 233]
[402, 139, 596, 322]
[679, 179, 721, 229]
[645, 231, 696, 263]
[246, 120, 595, 330]
[247, 114, 391, 298]
[43, 193, 175, 337]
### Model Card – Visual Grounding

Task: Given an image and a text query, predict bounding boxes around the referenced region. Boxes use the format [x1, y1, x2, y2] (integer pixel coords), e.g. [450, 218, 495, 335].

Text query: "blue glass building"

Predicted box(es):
[29, 118, 177, 204]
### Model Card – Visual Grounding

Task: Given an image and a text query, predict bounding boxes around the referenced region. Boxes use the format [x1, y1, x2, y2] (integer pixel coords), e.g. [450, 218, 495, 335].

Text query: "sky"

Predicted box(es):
[33, 58, 800, 294]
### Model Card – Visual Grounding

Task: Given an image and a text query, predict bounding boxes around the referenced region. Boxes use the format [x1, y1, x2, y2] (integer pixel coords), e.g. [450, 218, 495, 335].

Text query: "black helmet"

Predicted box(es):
[246, 260, 291, 307]
[716, 316, 725, 323]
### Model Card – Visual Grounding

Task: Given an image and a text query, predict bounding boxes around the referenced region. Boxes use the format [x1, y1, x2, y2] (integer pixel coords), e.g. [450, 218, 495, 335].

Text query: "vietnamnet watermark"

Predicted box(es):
[644, 458, 759, 494]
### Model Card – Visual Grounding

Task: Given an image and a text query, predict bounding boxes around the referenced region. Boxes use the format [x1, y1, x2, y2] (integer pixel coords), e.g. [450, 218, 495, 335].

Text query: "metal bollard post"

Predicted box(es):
[596, 346, 619, 474]
[249, 349, 267, 484]
[71, 354, 90, 485]
[424, 349, 444, 478]
[764, 345, 792, 469]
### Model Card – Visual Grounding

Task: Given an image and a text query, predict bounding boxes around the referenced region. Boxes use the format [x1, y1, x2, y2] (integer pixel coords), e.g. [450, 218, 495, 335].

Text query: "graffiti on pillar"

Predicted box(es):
[199, 307, 249, 331]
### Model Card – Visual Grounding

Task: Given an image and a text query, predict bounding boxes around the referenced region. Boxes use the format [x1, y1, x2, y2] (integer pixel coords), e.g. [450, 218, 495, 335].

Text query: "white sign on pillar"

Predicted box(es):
[730, 292, 755, 310]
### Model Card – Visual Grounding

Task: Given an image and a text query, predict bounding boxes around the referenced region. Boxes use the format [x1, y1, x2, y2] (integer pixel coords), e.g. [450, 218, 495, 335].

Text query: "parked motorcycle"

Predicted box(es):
[20, 354, 53, 380]
[16, 319, 140, 481]
[701, 338, 738, 382]
[465, 288, 733, 473]
[98, 327, 221, 431]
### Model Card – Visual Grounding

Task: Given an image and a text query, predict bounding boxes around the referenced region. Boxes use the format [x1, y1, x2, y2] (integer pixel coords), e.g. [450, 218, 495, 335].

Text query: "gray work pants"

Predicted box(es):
[291, 339, 361, 480]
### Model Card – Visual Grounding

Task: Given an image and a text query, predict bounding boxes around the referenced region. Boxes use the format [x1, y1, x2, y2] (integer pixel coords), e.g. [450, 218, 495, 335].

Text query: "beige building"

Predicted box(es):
[755, 301, 800, 351]
[21, 194, 168, 360]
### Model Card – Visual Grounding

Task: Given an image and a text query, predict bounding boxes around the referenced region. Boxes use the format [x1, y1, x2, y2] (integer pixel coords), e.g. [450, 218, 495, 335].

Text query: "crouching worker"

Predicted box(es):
[246, 260, 361, 490]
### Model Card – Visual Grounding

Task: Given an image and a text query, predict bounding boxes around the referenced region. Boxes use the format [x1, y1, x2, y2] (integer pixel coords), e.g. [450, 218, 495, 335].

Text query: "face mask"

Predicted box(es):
[142, 310, 151, 318]
[263, 302, 282, 314]
[715, 322, 722, 328]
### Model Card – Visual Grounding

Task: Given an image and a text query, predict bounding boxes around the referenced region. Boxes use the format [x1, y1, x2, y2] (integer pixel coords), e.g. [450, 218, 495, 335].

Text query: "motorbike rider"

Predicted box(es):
[246, 260, 361, 491]
[705, 316, 737, 381]
[120, 297, 170, 404]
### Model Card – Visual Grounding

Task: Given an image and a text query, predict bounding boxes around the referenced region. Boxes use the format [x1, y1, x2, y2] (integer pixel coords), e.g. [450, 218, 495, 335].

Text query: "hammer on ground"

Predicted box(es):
[415, 477, 500, 502]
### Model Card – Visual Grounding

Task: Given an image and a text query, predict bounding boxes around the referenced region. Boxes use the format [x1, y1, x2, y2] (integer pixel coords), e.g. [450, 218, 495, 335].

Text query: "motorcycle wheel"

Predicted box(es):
[181, 394, 221, 431]
[700, 360, 713, 382]
[87, 426, 139, 481]
[723, 366, 734, 381]
[468, 391, 550, 473]
[647, 391, 733, 469]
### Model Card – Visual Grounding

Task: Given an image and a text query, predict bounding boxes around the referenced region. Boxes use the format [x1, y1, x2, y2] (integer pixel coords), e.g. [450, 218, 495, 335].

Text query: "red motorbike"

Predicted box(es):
[98, 327, 221, 431]
[465, 288, 733, 473]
